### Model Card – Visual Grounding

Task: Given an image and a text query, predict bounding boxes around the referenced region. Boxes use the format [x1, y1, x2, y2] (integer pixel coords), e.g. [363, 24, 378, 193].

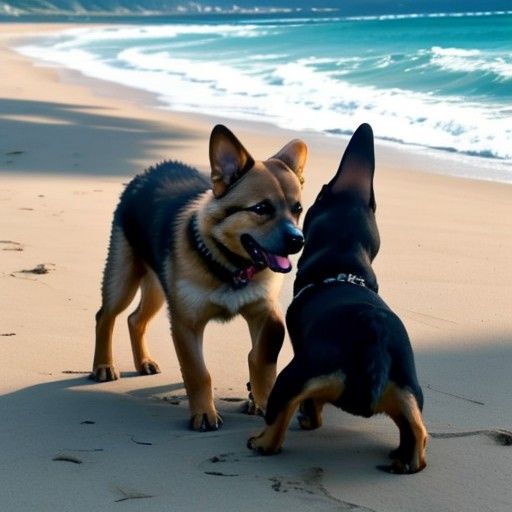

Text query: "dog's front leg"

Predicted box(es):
[171, 320, 222, 431]
[242, 303, 285, 415]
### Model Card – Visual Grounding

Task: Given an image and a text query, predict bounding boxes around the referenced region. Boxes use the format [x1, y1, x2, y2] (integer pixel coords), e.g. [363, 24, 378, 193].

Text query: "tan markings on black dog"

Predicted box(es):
[91, 125, 307, 432]
[248, 124, 427, 473]
[374, 382, 428, 473]
[248, 371, 345, 454]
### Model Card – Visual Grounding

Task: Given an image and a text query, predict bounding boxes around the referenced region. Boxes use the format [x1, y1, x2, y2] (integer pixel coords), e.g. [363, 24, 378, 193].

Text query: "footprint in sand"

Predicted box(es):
[430, 428, 512, 446]
[269, 467, 376, 511]
[0, 240, 23, 252]
[113, 487, 154, 503]
[52, 454, 83, 464]
[17, 263, 55, 275]
[201, 452, 242, 477]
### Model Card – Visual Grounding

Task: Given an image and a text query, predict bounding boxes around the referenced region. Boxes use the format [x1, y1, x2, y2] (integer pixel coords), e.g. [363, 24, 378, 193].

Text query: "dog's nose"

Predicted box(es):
[284, 225, 304, 254]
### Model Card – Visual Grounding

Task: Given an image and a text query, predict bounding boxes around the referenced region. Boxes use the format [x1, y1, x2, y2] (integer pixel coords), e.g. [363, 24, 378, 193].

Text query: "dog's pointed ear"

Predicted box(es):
[329, 123, 376, 209]
[272, 139, 308, 186]
[209, 125, 255, 198]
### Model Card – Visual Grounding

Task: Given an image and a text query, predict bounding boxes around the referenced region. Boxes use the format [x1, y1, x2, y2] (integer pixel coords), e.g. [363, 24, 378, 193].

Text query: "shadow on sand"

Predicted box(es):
[0, 337, 510, 510]
[0, 98, 200, 175]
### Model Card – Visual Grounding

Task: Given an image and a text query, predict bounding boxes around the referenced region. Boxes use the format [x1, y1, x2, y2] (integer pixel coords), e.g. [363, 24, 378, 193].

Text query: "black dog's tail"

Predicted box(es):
[335, 309, 392, 417]
[265, 309, 397, 423]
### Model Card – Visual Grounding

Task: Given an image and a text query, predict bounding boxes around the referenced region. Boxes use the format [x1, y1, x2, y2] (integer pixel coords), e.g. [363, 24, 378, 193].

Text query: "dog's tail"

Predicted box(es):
[337, 308, 393, 417]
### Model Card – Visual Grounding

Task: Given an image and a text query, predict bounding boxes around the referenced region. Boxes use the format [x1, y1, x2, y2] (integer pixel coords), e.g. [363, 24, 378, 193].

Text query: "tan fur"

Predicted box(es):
[127, 269, 164, 374]
[249, 372, 345, 454]
[93, 227, 141, 381]
[374, 382, 428, 473]
[165, 164, 301, 427]
[92, 128, 307, 431]
[249, 375, 427, 473]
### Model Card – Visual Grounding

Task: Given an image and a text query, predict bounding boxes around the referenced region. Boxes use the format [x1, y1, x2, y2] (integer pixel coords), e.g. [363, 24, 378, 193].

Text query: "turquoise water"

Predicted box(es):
[17, 10, 512, 180]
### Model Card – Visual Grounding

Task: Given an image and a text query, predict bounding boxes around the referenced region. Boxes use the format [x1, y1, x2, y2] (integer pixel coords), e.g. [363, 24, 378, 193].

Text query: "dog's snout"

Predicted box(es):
[284, 225, 304, 254]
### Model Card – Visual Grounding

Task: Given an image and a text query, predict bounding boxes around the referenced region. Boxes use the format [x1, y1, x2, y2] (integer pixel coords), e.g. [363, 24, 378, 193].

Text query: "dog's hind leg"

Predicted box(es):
[128, 269, 165, 375]
[248, 362, 344, 454]
[375, 383, 428, 474]
[298, 398, 324, 430]
[91, 226, 142, 382]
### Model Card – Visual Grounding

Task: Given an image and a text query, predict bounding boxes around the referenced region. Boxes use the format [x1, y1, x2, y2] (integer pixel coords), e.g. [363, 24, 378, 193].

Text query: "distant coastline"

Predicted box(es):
[2, 0, 512, 18]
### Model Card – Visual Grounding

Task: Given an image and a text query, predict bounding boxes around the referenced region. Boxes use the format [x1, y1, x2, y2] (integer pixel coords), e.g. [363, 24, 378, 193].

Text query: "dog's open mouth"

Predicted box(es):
[241, 234, 292, 273]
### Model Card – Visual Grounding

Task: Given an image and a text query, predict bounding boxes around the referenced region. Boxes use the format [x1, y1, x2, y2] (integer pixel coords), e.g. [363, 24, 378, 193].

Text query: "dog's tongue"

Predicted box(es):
[264, 253, 292, 273]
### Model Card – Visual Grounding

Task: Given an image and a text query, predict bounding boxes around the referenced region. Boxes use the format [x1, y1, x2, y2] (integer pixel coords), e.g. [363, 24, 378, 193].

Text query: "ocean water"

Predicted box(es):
[17, 10, 512, 182]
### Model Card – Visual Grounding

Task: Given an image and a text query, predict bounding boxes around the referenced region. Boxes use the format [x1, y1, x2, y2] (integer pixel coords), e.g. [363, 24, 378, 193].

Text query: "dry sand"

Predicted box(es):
[1, 23, 511, 512]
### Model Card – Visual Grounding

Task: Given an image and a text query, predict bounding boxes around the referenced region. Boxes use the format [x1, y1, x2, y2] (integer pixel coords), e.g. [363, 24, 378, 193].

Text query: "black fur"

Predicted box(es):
[265, 123, 423, 425]
[114, 160, 210, 278]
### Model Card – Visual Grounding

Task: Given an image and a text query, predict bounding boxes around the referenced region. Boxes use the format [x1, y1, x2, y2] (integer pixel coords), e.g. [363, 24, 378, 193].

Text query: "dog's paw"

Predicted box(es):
[297, 401, 322, 430]
[89, 364, 120, 382]
[190, 412, 223, 432]
[138, 359, 161, 376]
[297, 413, 320, 431]
[247, 433, 281, 455]
[377, 458, 426, 475]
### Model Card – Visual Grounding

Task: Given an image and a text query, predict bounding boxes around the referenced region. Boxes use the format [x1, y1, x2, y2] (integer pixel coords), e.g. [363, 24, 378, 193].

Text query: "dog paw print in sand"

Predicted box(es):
[202, 452, 241, 477]
[13, 263, 55, 276]
[0, 240, 23, 252]
[269, 467, 376, 511]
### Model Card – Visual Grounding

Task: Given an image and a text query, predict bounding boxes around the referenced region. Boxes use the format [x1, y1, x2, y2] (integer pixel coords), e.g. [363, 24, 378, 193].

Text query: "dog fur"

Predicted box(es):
[248, 124, 427, 473]
[91, 125, 307, 431]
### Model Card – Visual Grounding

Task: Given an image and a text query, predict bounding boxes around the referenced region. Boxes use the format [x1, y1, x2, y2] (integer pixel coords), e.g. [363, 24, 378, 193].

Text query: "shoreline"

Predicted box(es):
[1, 21, 511, 345]
[1, 21, 511, 512]
[5, 21, 512, 185]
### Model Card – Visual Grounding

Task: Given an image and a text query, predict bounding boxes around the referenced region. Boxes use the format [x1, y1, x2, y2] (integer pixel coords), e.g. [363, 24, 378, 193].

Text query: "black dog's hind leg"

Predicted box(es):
[248, 359, 344, 454]
[375, 383, 428, 474]
[298, 398, 325, 430]
[388, 415, 416, 461]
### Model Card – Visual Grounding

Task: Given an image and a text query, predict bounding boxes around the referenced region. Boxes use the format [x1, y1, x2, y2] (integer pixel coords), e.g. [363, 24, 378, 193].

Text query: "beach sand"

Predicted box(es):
[1, 23, 511, 512]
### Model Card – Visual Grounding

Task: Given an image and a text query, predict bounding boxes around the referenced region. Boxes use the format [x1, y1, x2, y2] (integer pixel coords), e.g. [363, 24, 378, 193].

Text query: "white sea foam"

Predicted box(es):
[15, 24, 512, 182]
[346, 11, 512, 21]
[50, 23, 265, 48]
[430, 46, 512, 80]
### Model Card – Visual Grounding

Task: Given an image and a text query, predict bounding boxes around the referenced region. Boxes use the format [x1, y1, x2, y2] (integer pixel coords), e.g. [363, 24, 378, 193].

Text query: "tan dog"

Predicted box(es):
[91, 125, 307, 431]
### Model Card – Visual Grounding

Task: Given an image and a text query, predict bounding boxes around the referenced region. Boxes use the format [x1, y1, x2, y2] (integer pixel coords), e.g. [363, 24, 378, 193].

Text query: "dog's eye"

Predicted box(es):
[247, 200, 275, 216]
[291, 202, 303, 215]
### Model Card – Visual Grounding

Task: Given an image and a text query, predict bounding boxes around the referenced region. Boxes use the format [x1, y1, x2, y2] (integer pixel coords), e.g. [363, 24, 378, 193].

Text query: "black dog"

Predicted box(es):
[248, 124, 427, 474]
